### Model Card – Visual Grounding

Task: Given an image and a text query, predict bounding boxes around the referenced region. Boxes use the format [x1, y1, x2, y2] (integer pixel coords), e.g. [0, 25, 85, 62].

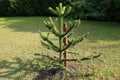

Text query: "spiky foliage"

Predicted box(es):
[37, 3, 101, 79]
[39, 3, 89, 63]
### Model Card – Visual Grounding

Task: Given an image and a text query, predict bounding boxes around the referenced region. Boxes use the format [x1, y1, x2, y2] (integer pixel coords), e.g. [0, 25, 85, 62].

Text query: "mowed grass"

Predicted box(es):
[0, 17, 120, 80]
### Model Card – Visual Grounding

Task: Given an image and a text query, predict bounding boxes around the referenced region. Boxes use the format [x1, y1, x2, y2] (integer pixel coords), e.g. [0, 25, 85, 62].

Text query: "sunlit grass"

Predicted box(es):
[0, 17, 120, 80]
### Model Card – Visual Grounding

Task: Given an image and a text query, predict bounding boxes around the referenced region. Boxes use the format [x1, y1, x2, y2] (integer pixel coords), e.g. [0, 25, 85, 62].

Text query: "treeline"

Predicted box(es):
[0, 0, 120, 22]
[0, 0, 65, 16]
[68, 0, 120, 22]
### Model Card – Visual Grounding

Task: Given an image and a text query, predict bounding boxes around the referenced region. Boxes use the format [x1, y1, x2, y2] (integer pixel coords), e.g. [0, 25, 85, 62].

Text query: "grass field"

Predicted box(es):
[0, 17, 120, 80]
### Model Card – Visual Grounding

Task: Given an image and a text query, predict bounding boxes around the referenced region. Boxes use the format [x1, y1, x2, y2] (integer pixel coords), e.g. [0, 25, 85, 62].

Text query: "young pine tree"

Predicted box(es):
[37, 3, 101, 79]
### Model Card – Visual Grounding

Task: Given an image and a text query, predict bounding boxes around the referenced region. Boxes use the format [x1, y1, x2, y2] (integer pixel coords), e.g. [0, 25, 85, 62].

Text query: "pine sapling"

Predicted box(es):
[36, 3, 101, 79]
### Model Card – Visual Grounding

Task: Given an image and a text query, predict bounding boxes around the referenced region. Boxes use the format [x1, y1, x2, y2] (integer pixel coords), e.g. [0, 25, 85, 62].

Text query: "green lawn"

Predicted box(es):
[0, 17, 120, 80]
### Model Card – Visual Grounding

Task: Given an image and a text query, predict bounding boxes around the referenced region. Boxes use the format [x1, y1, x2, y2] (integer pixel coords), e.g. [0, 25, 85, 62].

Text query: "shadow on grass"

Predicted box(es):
[72, 21, 120, 41]
[0, 17, 48, 33]
[0, 57, 36, 80]
[0, 54, 96, 80]
[0, 17, 120, 41]
[32, 53, 98, 80]
[0, 57, 63, 80]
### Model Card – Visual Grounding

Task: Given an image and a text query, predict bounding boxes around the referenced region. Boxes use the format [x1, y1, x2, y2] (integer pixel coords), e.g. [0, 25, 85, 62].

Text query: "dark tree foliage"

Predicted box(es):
[0, 0, 11, 16]
[0, 0, 65, 16]
[67, 0, 120, 22]
[0, 0, 120, 22]
[100, 0, 120, 22]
